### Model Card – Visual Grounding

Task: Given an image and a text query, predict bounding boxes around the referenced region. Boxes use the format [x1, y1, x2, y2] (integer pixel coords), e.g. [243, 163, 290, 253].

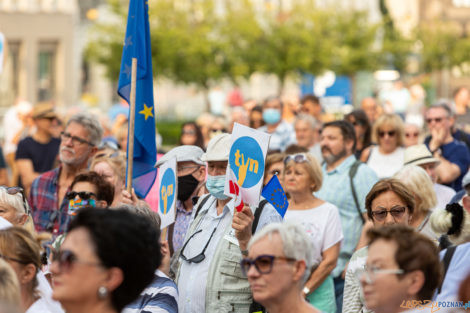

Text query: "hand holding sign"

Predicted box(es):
[232, 204, 254, 250]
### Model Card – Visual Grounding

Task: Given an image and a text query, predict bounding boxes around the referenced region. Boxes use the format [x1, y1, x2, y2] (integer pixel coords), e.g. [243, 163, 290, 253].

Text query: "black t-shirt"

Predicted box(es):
[15, 136, 60, 173]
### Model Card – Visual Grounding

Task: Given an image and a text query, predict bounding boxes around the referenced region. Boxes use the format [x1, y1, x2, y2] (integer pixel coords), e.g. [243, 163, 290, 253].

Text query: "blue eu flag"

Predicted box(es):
[117, 0, 156, 198]
[262, 175, 288, 218]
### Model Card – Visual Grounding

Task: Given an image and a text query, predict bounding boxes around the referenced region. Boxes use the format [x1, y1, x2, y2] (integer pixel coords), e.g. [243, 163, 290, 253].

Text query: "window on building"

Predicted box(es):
[37, 42, 57, 102]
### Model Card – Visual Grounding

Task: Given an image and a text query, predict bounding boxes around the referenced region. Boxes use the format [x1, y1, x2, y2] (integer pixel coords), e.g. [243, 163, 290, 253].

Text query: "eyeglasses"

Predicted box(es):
[182, 129, 196, 135]
[356, 264, 404, 284]
[52, 249, 102, 273]
[0, 186, 30, 216]
[405, 132, 419, 138]
[177, 165, 200, 172]
[0, 252, 29, 265]
[66, 191, 97, 201]
[378, 130, 396, 138]
[426, 117, 445, 124]
[371, 206, 407, 221]
[210, 128, 227, 133]
[240, 254, 297, 276]
[284, 153, 308, 165]
[60, 132, 94, 146]
[180, 227, 217, 264]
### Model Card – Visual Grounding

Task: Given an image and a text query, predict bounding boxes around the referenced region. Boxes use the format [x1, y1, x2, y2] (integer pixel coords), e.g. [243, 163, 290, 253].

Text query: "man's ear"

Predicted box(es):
[195, 166, 206, 182]
[345, 139, 355, 154]
[462, 195, 470, 213]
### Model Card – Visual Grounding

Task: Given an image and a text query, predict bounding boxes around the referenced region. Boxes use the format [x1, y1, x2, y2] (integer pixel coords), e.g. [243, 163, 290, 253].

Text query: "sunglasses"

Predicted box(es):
[284, 153, 309, 165]
[0, 186, 30, 215]
[180, 228, 217, 264]
[210, 128, 227, 133]
[60, 132, 94, 146]
[66, 191, 97, 201]
[378, 130, 396, 138]
[426, 117, 444, 124]
[52, 249, 102, 273]
[371, 206, 407, 221]
[405, 132, 419, 138]
[240, 254, 297, 276]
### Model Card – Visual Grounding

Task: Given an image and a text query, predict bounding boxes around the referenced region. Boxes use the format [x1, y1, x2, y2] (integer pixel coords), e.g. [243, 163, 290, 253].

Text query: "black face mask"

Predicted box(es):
[177, 173, 200, 201]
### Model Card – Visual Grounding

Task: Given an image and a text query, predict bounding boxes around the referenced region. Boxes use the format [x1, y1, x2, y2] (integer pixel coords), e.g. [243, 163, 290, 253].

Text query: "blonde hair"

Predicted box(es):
[0, 258, 21, 308]
[0, 227, 42, 296]
[90, 151, 127, 184]
[284, 153, 323, 192]
[431, 204, 470, 245]
[372, 113, 405, 146]
[394, 165, 437, 215]
[0, 189, 27, 216]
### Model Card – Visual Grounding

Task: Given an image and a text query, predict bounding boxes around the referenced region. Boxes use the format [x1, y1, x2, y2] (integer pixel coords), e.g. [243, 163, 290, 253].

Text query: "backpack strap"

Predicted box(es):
[252, 199, 268, 234]
[437, 245, 457, 294]
[194, 194, 211, 219]
[349, 160, 365, 224]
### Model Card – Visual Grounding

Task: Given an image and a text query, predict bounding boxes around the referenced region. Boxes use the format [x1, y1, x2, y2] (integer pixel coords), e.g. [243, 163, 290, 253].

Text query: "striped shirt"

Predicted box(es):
[123, 270, 178, 313]
[316, 155, 378, 277]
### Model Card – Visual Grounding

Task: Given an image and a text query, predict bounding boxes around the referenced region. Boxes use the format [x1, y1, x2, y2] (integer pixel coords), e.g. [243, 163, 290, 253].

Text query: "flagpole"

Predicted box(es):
[126, 57, 137, 193]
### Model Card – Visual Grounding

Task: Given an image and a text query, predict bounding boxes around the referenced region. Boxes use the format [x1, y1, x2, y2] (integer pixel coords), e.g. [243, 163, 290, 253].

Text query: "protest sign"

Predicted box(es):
[158, 157, 177, 229]
[225, 123, 270, 206]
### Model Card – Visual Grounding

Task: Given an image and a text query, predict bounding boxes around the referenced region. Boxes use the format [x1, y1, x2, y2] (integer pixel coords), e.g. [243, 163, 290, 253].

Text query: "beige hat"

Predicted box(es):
[404, 144, 440, 166]
[32, 103, 57, 119]
[201, 133, 231, 162]
[155, 145, 205, 168]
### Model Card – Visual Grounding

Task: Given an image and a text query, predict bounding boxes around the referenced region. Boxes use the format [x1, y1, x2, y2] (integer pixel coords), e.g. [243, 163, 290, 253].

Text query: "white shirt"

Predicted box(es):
[367, 146, 404, 178]
[433, 183, 456, 210]
[177, 196, 282, 313]
[26, 298, 52, 313]
[284, 202, 343, 264]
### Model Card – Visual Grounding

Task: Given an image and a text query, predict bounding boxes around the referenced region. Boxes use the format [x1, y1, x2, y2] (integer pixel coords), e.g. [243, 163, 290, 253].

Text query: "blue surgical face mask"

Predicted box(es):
[263, 109, 281, 125]
[206, 175, 229, 200]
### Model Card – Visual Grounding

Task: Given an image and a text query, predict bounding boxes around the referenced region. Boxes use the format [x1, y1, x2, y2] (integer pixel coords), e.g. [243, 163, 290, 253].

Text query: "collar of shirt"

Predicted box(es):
[323, 154, 356, 175]
[203, 196, 236, 219]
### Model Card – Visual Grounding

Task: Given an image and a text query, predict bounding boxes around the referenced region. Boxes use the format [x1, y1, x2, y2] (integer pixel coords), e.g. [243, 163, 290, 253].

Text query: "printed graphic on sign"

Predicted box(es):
[157, 157, 177, 229]
[159, 168, 175, 214]
[225, 123, 270, 206]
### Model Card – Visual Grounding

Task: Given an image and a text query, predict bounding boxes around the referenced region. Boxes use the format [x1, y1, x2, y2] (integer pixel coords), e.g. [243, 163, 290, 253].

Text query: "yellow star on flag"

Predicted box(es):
[139, 104, 153, 121]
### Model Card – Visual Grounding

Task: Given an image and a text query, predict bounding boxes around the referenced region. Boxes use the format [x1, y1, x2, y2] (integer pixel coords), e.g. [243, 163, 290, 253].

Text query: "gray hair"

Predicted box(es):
[248, 222, 319, 285]
[294, 114, 320, 130]
[66, 113, 103, 146]
[428, 100, 454, 117]
[0, 189, 27, 216]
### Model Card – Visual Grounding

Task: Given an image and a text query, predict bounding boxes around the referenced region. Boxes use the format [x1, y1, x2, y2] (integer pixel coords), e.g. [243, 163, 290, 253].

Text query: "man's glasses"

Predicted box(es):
[371, 206, 407, 221]
[378, 130, 396, 138]
[405, 132, 419, 138]
[284, 153, 309, 165]
[66, 191, 97, 201]
[52, 249, 102, 273]
[355, 264, 404, 284]
[426, 117, 444, 124]
[60, 132, 94, 146]
[180, 227, 217, 264]
[0, 252, 29, 265]
[240, 254, 297, 276]
[0, 186, 30, 215]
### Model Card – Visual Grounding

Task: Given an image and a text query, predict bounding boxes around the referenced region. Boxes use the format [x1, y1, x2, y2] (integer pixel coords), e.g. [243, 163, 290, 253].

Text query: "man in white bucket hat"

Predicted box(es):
[174, 133, 282, 313]
[404, 144, 456, 210]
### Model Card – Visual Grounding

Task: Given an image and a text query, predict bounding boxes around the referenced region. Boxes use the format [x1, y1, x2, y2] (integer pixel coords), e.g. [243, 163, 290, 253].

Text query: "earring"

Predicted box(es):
[98, 286, 108, 299]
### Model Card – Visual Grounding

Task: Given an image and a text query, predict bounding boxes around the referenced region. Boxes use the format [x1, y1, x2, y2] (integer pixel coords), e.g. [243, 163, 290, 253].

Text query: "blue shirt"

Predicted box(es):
[258, 120, 296, 152]
[434, 242, 470, 302]
[316, 155, 378, 277]
[123, 270, 178, 313]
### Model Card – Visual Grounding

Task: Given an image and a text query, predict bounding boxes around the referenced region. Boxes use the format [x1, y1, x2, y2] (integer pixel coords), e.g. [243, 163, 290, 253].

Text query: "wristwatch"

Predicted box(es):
[303, 286, 310, 295]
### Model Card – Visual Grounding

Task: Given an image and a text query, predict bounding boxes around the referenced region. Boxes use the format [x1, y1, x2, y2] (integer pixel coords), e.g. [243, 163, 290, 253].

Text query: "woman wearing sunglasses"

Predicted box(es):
[0, 227, 63, 313]
[362, 114, 405, 178]
[283, 153, 343, 313]
[243, 222, 321, 313]
[343, 179, 414, 313]
[50, 207, 161, 313]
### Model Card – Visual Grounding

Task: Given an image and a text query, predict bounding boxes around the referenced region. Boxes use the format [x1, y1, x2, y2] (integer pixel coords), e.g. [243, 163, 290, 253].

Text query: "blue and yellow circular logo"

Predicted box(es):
[229, 136, 265, 188]
[159, 168, 176, 214]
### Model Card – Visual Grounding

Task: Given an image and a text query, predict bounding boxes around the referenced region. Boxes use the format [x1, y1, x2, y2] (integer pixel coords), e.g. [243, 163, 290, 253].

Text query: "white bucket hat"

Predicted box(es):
[404, 144, 440, 166]
[201, 133, 231, 162]
[155, 145, 205, 168]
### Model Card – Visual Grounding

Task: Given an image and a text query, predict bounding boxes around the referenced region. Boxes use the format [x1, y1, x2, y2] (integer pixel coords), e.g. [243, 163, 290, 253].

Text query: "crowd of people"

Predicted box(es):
[0, 84, 470, 313]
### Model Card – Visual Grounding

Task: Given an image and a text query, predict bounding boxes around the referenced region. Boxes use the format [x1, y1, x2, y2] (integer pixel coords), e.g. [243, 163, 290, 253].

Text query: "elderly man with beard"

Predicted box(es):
[316, 120, 378, 313]
[29, 113, 102, 236]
